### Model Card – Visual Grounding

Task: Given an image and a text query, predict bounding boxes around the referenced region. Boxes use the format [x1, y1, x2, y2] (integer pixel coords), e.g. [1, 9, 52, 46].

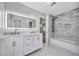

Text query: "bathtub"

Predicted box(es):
[50, 38, 79, 54]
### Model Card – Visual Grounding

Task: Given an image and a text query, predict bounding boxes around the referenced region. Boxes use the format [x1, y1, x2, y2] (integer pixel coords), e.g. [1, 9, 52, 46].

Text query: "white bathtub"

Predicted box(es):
[50, 38, 79, 54]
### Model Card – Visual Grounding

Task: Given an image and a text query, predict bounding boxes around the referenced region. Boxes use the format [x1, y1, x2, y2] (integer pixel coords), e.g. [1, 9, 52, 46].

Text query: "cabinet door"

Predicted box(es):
[13, 37, 23, 56]
[23, 37, 32, 55]
[32, 36, 39, 50]
[38, 35, 43, 48]
[1, 37, 13, 56]
[32, 35, 42, 51]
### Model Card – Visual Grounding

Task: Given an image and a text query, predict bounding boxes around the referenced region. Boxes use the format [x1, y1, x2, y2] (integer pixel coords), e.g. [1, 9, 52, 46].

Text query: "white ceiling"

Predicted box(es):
[20, 2, 79, 15]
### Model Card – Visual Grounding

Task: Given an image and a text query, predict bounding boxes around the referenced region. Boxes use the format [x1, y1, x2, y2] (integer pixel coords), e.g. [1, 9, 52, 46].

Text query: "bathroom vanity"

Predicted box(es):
[0, 11, 43, 56]
[0, 33, 42, 56]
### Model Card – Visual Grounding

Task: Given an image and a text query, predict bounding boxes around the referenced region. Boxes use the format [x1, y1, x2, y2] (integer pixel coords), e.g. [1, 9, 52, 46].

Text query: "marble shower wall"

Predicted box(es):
[54, 8, 79, 45]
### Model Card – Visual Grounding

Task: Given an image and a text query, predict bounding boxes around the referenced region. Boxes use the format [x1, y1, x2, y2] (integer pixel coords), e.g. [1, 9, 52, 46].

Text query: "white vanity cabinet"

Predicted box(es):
[23, 34, 42, 55]
[0, 34, 42, 56]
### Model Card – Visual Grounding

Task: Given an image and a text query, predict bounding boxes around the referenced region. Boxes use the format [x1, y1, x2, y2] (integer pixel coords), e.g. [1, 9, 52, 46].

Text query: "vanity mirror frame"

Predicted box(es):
[5, 11, 37, 30]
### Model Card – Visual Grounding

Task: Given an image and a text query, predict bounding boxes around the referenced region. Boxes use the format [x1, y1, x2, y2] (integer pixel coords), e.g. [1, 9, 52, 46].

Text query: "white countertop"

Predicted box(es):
[0, 33, 42, 39]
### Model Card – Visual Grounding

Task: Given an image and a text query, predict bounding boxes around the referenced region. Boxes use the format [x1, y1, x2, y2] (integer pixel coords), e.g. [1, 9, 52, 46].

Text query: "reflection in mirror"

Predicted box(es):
[29, 22, 33, 28]
[7, 12, 36, 29]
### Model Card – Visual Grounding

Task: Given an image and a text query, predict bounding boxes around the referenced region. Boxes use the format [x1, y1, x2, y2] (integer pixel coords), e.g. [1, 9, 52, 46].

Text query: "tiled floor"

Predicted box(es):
[29, 43, 79, 56]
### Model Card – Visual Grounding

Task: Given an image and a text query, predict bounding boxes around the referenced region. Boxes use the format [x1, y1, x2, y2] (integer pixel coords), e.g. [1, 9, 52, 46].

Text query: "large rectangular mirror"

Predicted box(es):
[5, 11, 36, 29]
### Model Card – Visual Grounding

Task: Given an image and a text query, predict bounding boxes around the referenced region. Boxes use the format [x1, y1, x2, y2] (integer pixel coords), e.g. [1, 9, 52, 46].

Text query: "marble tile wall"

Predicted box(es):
[54, 8, 79, 45]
